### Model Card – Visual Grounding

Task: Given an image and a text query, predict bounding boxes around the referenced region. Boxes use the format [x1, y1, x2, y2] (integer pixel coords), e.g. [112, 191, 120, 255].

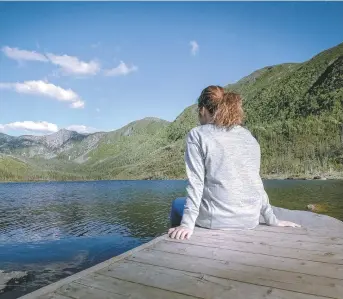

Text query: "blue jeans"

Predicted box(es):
[170, 197, 186, 227]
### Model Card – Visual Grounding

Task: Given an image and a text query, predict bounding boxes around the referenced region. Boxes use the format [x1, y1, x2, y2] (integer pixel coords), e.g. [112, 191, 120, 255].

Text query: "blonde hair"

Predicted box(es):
[198, 85, 244, 127]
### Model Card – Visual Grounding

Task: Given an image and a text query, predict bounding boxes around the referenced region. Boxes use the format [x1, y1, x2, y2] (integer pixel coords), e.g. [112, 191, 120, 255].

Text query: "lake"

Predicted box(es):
[0, 179, 342, 298]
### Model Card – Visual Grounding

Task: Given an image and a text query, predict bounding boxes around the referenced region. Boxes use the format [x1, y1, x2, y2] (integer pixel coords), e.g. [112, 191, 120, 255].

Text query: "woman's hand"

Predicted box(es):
[277, 220, 301, 228]
[168, 226, 193, 240]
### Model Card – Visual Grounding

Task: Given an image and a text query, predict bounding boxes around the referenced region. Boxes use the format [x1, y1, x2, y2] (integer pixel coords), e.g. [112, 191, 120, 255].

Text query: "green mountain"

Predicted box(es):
[0, 43, 342, 181]
[228, 43, 343, 176]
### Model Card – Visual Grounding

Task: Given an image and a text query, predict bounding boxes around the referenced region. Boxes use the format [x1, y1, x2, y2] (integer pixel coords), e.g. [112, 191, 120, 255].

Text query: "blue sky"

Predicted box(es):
[0, 2, 342, 136]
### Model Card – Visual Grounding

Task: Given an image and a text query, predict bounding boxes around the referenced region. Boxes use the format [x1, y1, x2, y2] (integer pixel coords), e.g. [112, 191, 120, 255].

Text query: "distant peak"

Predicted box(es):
[58, 128, 72, 133]
[141, 117, 168, 123]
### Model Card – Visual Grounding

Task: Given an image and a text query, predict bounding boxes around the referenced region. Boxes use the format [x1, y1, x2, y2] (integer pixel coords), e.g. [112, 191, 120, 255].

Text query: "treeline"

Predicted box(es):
[250, 115, 342, 176]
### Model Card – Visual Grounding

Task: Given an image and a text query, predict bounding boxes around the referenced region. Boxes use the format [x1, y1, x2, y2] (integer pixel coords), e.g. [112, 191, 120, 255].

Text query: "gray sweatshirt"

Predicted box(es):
[180, 124, 278, 230]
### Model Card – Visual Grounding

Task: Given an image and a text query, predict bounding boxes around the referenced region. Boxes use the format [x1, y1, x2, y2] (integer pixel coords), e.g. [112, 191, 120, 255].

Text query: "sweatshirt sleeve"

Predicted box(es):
[256, 143, 278, 226]
[260, 188, 278, 226]
[180, 131, 205, 230]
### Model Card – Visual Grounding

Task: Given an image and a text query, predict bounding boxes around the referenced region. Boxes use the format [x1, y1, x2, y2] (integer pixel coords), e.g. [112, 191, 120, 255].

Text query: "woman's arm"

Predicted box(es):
[256, 143, 300, 228]
[261, 191, 301, 227]
[169, 131, 205, 239]
[260, 188, 278, 226]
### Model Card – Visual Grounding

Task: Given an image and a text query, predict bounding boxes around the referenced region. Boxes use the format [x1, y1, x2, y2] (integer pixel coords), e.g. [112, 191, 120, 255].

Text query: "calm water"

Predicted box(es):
[0, 179, 342, 298]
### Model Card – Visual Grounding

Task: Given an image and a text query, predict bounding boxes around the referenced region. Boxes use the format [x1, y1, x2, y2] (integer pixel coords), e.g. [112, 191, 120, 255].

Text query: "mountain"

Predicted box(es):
[0, 118, 167, 161]
[0, 118, 171, 181]
[0, 43, 342, 181]
[228, 42, 343, 123]
[227, 43, 343, 176]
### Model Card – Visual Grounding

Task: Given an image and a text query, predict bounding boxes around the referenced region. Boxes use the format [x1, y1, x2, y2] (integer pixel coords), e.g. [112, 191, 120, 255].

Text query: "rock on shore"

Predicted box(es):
[0, 270, 29, 293]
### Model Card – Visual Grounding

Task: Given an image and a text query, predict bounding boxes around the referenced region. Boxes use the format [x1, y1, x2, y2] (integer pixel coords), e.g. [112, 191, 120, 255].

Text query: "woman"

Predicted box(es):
[169, 85, 300, 240]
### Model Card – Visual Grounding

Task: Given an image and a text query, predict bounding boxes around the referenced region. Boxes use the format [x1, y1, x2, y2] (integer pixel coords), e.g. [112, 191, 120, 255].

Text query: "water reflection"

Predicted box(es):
[264, 180, 343, 220]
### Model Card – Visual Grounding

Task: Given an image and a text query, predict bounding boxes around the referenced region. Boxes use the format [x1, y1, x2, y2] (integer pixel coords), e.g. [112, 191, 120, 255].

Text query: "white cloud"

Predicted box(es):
[104, 61, 138, 76]
[0, 121, 58, 133]
[46, 53, 100, 76]
[2, 45, 138, 78]
[71, 101, 85, 109]
[2, 46, 138, 79]
[96, 108, 100, 113]
[0, 80, 84, 109]
[65, 125, 97, 134]
[189, 40, 199, 56]
[2, 46, 48, 62]
[0, 121, 99, 135]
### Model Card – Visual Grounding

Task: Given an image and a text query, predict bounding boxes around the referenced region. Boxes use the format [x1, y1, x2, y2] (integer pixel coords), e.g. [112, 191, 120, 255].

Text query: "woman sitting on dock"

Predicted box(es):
[169, 85, 300, 240]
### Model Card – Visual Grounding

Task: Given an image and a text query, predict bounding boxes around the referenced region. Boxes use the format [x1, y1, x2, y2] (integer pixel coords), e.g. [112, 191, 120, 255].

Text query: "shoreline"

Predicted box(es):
[0, 173, 342, 184]
[262, 173, 343, 181]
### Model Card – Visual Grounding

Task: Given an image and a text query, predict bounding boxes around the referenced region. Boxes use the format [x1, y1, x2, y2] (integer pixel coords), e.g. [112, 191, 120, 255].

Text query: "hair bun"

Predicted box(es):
[210, 86, 225, 103]
[198, 85, 244, 127]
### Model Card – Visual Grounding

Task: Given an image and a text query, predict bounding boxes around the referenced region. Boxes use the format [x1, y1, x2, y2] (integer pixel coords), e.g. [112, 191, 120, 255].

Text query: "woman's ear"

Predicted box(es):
[198, 106, 204, 116]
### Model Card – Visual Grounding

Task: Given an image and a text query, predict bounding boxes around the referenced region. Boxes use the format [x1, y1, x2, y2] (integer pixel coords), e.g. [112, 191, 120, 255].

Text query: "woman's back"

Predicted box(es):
[168, 85, 299, 241]
[183, 124, 265, 230]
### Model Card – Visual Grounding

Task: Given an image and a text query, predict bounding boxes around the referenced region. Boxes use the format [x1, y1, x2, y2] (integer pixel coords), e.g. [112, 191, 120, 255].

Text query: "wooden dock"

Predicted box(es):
[19, 225, 343, 299]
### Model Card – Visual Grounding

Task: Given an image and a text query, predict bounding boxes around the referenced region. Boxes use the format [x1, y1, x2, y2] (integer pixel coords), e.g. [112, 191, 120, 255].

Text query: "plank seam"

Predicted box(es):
[207, 232, 343, 246]
[189, 234, 343, 253]
[94, 272, 203, 299]
[164, 239, 343, 265]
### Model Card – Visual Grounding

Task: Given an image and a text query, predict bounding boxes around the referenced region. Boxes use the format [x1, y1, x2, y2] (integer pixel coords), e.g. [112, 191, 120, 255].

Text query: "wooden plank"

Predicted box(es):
[75, 273, 198, 299]
[152, 241, 343, 280]
[189, 230, 343, 253]
[18, 235, 167, 299]
[242, 229, 343, 244]
[55, 282, 129, 299]
[202, 229, 343, 245]
[168, 235, 343, 264]
[128, 248, 343, 298]
[99, 260, 327, 299]
[254, 225, 343, 238]
[37, 294, 73, 299]
[255, 225, 311, 234]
